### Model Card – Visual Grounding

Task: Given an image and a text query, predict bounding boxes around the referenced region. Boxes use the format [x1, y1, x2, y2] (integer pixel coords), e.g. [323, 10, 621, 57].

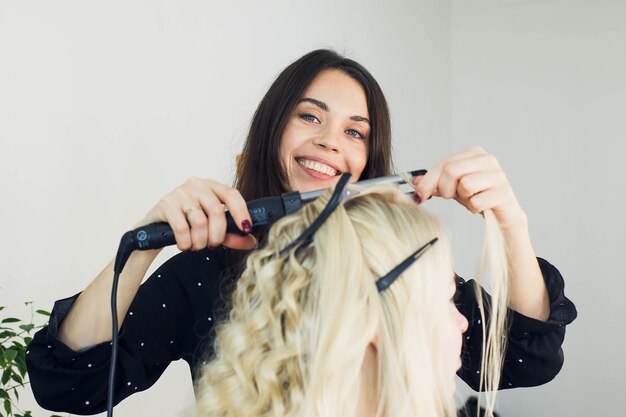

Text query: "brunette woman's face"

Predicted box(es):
[280, 69, 369, 193]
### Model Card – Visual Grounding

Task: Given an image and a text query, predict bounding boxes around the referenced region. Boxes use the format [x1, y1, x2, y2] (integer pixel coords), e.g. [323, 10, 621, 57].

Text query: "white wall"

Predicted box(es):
[450, 1, 626, 416]
[0, 1, 451, 416]
[3, 1, 622, 416]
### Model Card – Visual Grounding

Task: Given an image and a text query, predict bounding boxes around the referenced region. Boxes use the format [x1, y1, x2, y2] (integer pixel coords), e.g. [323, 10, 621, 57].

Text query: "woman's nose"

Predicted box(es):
[316, 140, 339, 152]
[312, 128, 341, 152]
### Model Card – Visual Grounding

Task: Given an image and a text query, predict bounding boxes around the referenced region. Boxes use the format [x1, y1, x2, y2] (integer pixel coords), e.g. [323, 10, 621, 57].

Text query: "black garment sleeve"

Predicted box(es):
[26, 248, 228, 415]
[456, 257, 577, 391]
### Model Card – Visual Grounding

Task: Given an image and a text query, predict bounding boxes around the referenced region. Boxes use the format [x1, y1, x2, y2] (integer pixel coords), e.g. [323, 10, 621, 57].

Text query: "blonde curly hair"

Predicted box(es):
[194, 185, 507, 417]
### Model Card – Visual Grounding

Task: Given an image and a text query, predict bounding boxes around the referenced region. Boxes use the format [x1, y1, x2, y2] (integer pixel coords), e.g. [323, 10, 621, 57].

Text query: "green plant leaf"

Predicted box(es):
[18, 324, 34, 333]
[10, 341, 24, 350]
[1, 369, 10, 385]
[0, 303, 51, 416]
[0, 331, 16, 339]
[3, 349, 17, 363]
[10, 373, 23, 385]
[14, 356, 26, 378]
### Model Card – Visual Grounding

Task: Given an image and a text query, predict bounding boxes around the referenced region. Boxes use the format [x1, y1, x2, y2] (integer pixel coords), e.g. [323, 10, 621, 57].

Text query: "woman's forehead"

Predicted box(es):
[301, 69, 369, 117]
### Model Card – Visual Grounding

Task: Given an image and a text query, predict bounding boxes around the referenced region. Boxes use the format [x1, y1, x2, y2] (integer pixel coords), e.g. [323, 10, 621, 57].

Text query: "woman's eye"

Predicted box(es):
[345, 129, 364, 139]
[299, 113, 319, 123]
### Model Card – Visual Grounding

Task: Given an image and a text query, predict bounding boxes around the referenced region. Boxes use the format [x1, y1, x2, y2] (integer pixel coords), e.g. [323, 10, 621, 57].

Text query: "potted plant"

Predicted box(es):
[0, 302, 68, 417]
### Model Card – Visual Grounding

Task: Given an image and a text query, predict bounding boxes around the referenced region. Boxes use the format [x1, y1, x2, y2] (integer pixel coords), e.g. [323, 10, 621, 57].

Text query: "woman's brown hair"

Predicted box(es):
[235, 49, 393, 200]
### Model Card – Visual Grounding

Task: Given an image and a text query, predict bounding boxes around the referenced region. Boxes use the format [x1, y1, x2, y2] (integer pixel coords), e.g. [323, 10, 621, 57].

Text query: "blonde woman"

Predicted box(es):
[195, 178, 523, 417]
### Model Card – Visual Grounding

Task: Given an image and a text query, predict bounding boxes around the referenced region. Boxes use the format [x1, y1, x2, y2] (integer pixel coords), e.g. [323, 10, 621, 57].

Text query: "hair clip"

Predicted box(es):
[279, 172, 356, 255]
[376, 237, 439, 292]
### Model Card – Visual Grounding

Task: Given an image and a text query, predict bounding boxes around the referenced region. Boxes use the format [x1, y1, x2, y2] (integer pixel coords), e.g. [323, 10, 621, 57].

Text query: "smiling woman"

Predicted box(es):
[236, 50, 392, 203]
[280, 69, 370, 192]
[25, 49, 576, 415]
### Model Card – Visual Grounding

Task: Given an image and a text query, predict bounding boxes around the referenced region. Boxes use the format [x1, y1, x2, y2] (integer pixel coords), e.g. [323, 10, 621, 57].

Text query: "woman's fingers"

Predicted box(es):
[187, 178, 253, 249]
[184, 204, 211, 250]
[412, 147, 527, 228]
[139, 177, 253, 251]
[414, 147, 494, 200]
[456, 169, 507, 200]
[437, 154, 501, 198]
[458, 184, 508, 215]
[460, 185, 526, 229]
[163, 201, 194, 251]
[207, 181, 253, 235]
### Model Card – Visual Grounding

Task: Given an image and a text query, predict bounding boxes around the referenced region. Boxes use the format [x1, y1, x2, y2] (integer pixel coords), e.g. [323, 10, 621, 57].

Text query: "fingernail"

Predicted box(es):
[208, 245, 217, 251]
[414, 192, 422, 204]
[241, 220, 252, 234]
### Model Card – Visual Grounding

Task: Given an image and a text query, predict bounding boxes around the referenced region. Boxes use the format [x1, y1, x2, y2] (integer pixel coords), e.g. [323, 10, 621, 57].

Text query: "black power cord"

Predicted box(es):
[107, 268, 121, 417]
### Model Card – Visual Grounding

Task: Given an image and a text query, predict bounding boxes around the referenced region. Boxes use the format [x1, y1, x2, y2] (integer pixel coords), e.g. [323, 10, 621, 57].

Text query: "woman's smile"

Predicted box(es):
[280, 69, 369, 193]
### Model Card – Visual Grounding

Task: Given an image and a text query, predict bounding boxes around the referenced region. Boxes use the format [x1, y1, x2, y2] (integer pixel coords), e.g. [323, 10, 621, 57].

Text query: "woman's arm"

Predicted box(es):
[455, 259, 577, 391]
[56, 177, 256, 351]
[27, 248, 226, 414]
[57, 250, 160, 350]
[501, 219, 549, 321]
[413, 146, 549, 321]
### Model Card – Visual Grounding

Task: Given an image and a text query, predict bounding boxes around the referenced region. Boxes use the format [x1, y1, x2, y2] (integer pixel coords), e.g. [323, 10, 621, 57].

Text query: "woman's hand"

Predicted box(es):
[136, 177, 257, 251]
[412, 146, 527, 230]
[414, 146, 550, 321]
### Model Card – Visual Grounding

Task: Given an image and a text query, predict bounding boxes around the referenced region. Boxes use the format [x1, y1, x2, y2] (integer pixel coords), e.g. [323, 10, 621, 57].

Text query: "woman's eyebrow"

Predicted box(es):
[299, 97, 328, 110]
[351, 115, 370, 125]
[298, 97, 370, 125]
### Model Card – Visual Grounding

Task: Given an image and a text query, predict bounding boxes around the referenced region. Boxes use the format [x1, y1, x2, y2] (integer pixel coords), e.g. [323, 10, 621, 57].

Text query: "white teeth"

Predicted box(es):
[298, 159, 338, 176]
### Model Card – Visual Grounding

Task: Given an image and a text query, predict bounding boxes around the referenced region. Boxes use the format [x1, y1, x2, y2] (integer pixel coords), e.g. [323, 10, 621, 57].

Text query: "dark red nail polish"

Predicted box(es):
[414, 192, 422, 204]
[241, 219, 252, 234]
[208, 245, 217, 251]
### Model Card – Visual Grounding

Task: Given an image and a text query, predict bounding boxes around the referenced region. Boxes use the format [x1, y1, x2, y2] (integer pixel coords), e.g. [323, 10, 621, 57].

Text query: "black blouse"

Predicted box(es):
[25, 249, 576, 415]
